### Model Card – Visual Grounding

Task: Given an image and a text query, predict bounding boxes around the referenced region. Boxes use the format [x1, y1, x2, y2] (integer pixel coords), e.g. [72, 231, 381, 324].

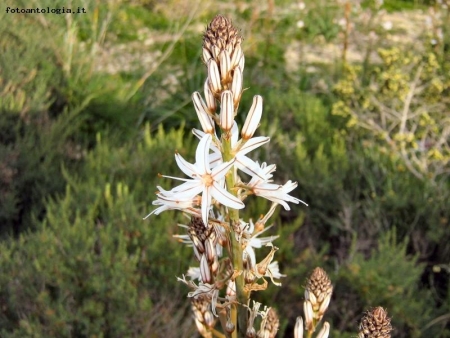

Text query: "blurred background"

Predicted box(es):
[0, 0, 449, 337]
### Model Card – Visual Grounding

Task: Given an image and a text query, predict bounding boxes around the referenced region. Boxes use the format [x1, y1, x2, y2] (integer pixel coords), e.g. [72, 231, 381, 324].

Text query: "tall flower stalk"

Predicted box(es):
[145, 15, 306, 337]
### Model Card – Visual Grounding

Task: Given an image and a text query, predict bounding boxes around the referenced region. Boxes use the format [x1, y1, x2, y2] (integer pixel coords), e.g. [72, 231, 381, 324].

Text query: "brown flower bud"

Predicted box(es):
[358, 307, 393, 338]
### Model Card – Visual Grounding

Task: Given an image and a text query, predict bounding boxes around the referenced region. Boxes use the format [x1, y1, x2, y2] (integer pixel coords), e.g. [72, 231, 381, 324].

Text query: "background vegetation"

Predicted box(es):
[0, 0, 449, 337]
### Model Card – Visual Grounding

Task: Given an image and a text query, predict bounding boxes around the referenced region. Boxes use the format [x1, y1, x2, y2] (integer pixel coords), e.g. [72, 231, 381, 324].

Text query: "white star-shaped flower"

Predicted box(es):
[247, 165, 308, 209]
[151, 134, 244, 225]
[143, 186, 200, 220]
[242, 222, 279, 268]
[192, 122, 270, 179]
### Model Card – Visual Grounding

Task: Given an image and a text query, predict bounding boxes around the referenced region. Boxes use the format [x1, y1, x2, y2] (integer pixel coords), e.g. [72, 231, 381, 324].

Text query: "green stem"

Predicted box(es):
[222, 135, 249, 337]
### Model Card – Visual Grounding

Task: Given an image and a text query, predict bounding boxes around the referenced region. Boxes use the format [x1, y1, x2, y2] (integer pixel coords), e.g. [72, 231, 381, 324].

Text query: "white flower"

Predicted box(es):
[266, 261, 286, 280]
[143, 186, 200, 220]
[249, 179, 308, 210]
[193, 122, 270, 179]
[230, 122, 270, 178]
[155, 134, 244, 225]
[188, 282, 220, 316]
[187, 266, 201, 280]
[242, 221, 279, 268]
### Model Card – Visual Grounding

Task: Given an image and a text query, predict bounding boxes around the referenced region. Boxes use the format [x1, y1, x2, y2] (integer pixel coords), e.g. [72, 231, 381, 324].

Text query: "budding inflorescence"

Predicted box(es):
[295, 267, 332, 338]
[304, 267, 333, 333]
[358, 307, 393, 338]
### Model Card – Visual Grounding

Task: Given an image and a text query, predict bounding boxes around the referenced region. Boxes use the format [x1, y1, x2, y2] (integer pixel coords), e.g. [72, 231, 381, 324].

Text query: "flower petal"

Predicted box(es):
[196, 134, 212, 175]
[231, 121, 239, 147]
[211, 158, 235, 181]
[171, 181, 204, 197]
[238, 136, 270, 156]
[192, 128, 206, 140]
[235, 155, 266, 180]
[175, 153, 198, 178]
[201, 186, 212, 225]
[211, 181, 244, 209]
[143, 205, 168, 220]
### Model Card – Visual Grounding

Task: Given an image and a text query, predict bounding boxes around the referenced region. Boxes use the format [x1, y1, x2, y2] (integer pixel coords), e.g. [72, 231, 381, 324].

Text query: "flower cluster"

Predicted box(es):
[145, 15, 307, 336]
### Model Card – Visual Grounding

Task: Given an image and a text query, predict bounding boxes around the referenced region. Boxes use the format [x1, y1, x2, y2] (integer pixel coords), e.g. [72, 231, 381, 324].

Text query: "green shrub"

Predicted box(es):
[0, 126, 198, 337]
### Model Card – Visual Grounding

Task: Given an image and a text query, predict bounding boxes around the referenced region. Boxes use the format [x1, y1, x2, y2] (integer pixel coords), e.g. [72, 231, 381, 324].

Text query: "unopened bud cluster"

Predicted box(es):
[358, 307, 392, 338]
[304, 267, 333, 331]
[193, 15, 264, 140]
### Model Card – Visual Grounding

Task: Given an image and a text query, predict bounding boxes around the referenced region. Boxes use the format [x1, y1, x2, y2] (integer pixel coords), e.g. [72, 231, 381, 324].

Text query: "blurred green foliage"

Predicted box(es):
[1, 0, 449, 337]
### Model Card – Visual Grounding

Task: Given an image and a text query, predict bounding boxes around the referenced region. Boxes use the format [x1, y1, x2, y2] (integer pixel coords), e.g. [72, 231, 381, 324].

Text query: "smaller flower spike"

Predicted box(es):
[358, 307, 392, 338]
[304, 267, 333, 332]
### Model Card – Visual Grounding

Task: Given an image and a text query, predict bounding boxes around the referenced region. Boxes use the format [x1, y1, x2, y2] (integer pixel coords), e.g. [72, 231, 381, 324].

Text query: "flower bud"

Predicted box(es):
[208, 59, 221, 94]
[225, 320, 235, 333]
[192, 92, 214, 134]
[200, 254, 211, 283]
[316, 322, 330, 338]
[202, 47, 212, 64]
[219, 50, 231, 82]
[204, 80, 216, 113]
[219, 90, 234, 131]
[303, 300, 314, 332]
[241, 95, 263, 139]
[204, 311, 215, 328]
[294, 317, 304, 338]
[231, 66, 243, 106]
[231, 45, 243, 69]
